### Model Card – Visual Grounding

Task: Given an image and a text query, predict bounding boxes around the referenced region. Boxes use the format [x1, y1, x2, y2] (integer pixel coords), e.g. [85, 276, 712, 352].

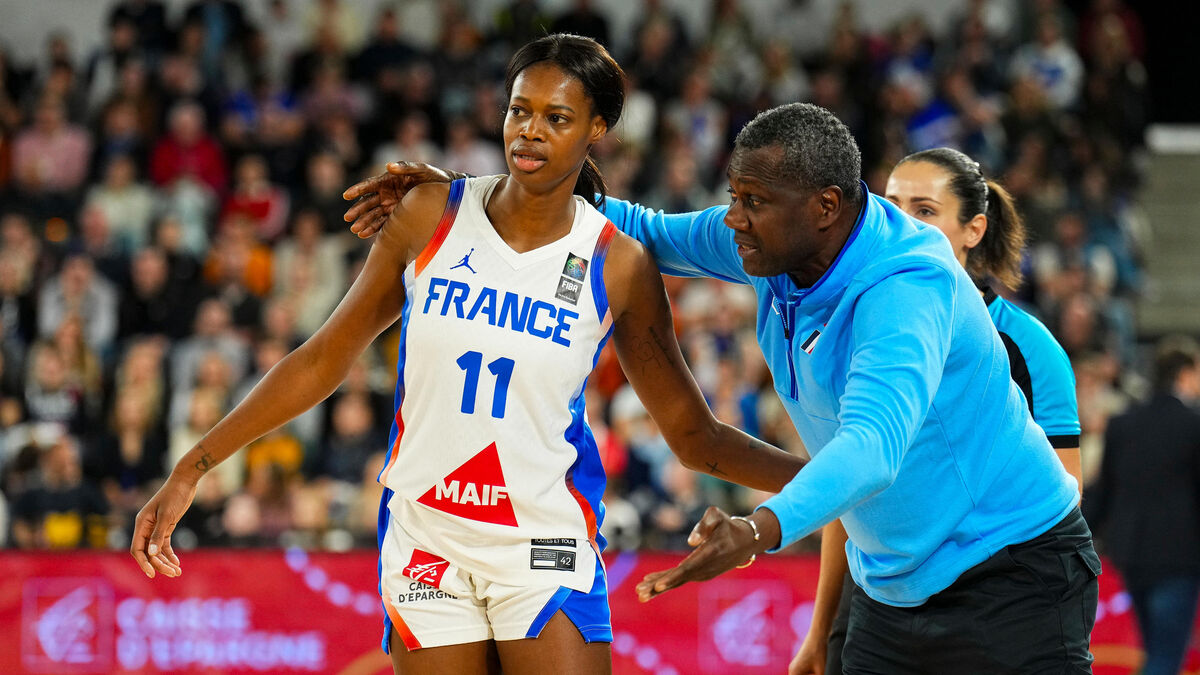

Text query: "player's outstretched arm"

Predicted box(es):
[343, 162, 463, 238]
[131, 188, 444, 579]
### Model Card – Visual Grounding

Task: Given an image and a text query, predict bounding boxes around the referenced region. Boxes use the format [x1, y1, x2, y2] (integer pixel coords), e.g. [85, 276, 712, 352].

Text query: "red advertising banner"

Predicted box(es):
[0, 549, 1194, 674]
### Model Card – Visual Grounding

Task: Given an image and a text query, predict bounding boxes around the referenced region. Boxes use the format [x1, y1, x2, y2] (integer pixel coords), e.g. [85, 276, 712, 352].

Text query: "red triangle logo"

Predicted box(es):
[416, 443, 518, 527]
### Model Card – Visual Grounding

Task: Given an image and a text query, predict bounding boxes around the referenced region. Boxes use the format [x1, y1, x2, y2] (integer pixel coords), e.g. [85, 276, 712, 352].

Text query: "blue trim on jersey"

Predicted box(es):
[563, 324, 614, 554]
[526, 586, 573, 638]
[379, 282, 416, 654]
[986, 294, 1080, 439]
[377, 487, 395, 652]
[558, 558, 613, 643]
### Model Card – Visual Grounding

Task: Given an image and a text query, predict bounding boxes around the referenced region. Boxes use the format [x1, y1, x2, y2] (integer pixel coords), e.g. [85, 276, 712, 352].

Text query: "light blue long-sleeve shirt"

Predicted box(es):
[601, 187, 1079, 606]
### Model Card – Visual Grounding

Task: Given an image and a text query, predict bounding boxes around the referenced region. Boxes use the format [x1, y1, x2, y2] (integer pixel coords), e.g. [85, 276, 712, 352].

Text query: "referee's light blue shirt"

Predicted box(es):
[601, 187, 1079, 607]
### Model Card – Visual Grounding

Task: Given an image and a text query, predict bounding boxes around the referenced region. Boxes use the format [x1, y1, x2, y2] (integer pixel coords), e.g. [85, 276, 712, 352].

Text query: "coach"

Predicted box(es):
[345, 103, 1099, 674]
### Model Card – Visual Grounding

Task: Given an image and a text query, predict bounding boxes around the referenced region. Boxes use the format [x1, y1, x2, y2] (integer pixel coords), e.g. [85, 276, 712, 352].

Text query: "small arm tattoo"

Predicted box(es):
[630, 334, 664, 372]
[706, 461, 728, 476]
[193, 446, 215, 473]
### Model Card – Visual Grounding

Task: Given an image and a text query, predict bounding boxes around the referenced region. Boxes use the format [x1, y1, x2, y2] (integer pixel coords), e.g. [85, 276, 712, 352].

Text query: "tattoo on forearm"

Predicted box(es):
[630, 334, 664, 373]
[706, 461, 728, 476]
[630, 326, 679, 375]
[648, 326, 673, 357]
[193, 446, 215, 473]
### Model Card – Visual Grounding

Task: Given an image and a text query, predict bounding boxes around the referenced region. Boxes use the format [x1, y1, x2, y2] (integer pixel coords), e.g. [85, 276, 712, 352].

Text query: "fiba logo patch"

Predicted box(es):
[562, 253, 588, 281]
[21, 578, 114, 672]
[555, 276, 582, 305]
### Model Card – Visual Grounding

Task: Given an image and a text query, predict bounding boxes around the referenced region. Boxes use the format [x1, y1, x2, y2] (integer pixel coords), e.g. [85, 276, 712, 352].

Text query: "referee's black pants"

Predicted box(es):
[840, 507, 1100, 674]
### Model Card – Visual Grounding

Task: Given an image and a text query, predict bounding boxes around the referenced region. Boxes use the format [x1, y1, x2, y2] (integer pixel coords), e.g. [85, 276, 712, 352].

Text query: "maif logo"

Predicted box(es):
[22, 578, 114, 672]
[416, 442, 518, 526]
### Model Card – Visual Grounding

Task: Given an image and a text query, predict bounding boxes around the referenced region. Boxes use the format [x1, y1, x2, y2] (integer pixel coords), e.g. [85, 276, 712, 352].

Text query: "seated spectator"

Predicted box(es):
[370, 111, 441, 172]
[111, 336, 167, 430]
[85, 389, 166, 532]
[441, 116, 505, 178]
[221, 154, 290, 243]
[37, 253, 119, 356]
[11, 96, 92, 199]
[311, 392, 384, 484]
[11, 435, 108, 549]
[23, 342, 87, 432]
[48, 314, 102, 421]
[119, 247, 191, 341]
[0, 250, 38, 351]
[1009, 12, 1084, 110]
[202, 217, 271, 328]
[149, 100, 227, 196]
[91, 83, 154, 179]
[170, 298, 249, 392]
[83, 153, 156, 253]
[297, 151, 350, 236]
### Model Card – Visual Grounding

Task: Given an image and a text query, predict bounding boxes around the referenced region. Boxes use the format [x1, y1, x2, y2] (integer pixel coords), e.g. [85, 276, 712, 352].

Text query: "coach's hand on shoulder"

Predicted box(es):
[342, 161, 462, 238]
[130, 473, 197, 579]
[635, 506, 780, 602]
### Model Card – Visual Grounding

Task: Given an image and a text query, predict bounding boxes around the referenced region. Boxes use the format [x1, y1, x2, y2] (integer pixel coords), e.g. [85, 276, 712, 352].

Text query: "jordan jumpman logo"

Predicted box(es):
[450, 248, 477, 274]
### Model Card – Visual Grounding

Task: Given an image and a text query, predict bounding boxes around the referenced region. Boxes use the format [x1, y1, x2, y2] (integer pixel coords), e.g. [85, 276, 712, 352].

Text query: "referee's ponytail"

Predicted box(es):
[505, 34, 625, 209]
[898, 148, 1027, 290]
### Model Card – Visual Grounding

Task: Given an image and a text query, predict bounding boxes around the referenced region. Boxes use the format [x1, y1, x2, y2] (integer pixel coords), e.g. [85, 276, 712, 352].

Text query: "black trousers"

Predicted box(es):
[835, 507, 1100, 675]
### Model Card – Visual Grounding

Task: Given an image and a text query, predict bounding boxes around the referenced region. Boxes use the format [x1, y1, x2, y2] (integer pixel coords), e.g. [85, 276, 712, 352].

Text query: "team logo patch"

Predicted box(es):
[800, 328, 822, 354]
[530, 548, 576, 571]
[562, 253, 588, 281]
[450, 248, 477, 274]
[403, 549, 450, 588]
[555, 276, 582, 305]
[416, 442, 518, 527]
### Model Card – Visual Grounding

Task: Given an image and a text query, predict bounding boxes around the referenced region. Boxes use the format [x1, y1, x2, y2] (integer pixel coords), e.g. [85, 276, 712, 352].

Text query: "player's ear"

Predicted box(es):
[589, 116, 607, 145]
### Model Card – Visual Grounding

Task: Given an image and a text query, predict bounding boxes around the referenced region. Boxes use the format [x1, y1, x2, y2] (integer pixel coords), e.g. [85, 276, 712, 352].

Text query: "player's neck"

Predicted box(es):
[486, 175, 579, 253]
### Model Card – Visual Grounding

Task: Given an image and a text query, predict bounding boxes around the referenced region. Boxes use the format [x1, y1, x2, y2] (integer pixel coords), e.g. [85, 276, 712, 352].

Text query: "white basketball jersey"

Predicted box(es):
[379, 176, 617, 593]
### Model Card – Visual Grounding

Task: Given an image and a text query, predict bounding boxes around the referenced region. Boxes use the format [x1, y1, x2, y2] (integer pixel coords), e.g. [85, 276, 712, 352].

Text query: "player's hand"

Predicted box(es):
[635, 506, 774, 601]
[789, 631, 828, 675]
[342, 161, 461, 238]
[130, 474, 197, 579]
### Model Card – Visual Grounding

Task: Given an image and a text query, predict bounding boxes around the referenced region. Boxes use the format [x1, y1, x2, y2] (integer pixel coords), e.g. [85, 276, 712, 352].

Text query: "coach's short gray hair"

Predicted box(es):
[734, 103, 862, 204]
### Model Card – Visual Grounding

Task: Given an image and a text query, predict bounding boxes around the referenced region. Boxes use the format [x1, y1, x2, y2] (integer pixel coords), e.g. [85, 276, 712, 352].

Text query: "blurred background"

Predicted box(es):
[0, 0, 1196, 672]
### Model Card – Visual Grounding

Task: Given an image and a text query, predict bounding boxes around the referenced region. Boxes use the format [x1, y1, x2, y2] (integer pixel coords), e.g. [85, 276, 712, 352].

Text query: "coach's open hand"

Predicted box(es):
[130, 472, 197, 579]
[636, 506, 781, 602]
[342, 161, 461, 238]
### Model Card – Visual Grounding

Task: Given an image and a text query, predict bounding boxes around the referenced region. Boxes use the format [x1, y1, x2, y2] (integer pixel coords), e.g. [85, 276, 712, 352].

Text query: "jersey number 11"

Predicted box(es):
[456, 351, 515, 419]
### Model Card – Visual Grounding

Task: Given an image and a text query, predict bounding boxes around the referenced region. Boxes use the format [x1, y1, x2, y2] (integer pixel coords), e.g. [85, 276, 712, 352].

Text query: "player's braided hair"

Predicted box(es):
[734, 103, 863, 207]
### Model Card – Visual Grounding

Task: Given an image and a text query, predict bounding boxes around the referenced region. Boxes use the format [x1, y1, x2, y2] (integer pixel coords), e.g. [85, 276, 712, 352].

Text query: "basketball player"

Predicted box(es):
[130, 35, 804, 675]
[791, 147, 1084, 675]
[345, 104, 1099, 673]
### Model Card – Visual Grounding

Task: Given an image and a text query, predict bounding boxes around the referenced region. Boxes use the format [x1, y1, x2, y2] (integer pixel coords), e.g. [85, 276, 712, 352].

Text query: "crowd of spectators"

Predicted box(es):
[0, 0, 1152, 555]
